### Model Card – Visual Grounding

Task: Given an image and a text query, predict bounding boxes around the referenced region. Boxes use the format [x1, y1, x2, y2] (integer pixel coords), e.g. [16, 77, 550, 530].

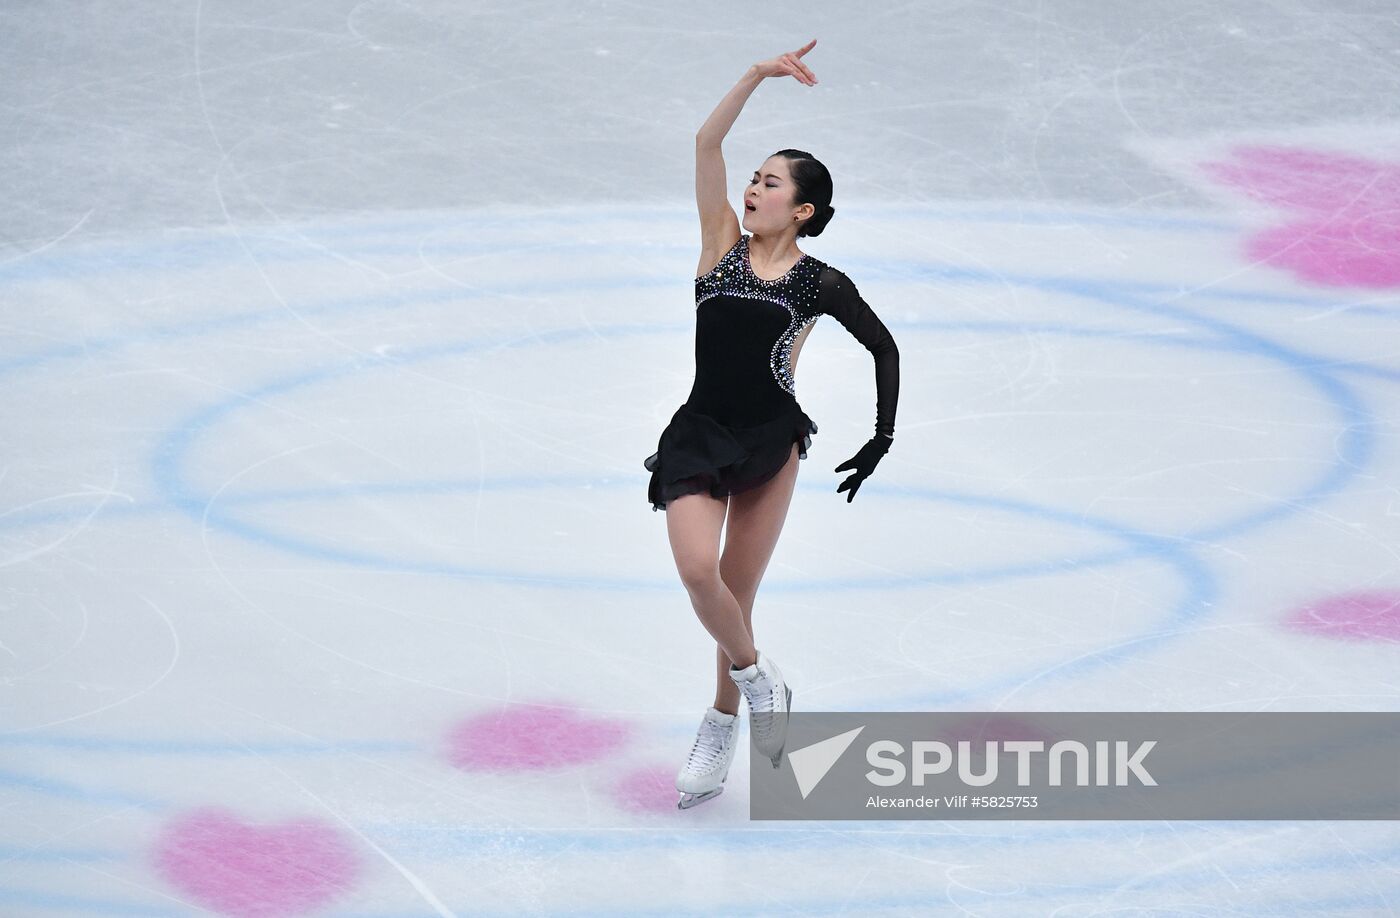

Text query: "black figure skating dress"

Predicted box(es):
[645, 233, 899, 512]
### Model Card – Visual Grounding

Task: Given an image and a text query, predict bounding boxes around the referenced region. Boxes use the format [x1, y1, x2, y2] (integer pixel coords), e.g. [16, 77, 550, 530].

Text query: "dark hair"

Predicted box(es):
[773, 148, 835, 238]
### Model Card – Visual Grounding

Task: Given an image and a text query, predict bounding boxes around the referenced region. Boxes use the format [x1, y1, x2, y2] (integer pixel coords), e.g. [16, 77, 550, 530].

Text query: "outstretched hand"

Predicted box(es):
[753, 39, 819, 86]
[834, 436, 891, 503]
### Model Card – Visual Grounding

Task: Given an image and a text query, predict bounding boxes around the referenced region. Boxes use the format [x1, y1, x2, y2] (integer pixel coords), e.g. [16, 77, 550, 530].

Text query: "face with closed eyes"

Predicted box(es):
[742, 156, 814, 235]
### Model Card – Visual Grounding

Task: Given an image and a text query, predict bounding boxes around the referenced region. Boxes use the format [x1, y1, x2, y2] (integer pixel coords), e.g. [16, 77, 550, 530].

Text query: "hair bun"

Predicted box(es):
[799, 202, 836, 238]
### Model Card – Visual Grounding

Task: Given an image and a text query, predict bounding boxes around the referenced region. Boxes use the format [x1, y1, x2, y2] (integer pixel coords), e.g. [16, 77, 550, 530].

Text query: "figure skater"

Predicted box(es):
[643, 39, 901, 808]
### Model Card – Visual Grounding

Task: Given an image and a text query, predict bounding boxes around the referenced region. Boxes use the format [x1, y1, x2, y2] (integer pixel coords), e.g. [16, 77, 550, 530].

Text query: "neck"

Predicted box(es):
[748, 232, 800, 265]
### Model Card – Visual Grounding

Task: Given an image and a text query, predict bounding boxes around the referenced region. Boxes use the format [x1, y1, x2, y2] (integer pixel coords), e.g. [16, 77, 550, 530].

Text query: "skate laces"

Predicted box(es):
[686, 717, 732, 772]
[741, 673, 776, 713]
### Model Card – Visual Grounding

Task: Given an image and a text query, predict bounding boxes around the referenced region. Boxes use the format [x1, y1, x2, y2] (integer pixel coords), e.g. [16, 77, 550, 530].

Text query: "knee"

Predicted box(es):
[676, 558, 722, 595]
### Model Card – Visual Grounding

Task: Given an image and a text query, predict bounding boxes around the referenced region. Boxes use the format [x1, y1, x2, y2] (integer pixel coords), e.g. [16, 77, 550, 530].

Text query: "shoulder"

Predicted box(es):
[721, 233, 748, 265]
[808, 260, 876, 321]
[810, 259, 857, 300]
[695, 233, 747, 282]
[789, 254, 830, 315]
[808, 258, 850, 285]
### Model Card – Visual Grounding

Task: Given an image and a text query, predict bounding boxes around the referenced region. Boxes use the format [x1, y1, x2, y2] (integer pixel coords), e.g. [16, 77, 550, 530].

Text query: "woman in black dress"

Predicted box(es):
[646, 40, 900, 808]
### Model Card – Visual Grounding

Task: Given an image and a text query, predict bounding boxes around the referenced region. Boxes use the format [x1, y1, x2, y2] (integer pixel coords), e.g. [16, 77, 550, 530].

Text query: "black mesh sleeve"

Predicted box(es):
[818, 265, 900, 440]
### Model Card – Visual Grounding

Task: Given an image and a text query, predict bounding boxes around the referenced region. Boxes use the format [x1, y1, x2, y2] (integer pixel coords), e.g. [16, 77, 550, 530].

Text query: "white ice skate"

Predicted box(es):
[676, 706, 742, 809]
[729, 649, 792, 768]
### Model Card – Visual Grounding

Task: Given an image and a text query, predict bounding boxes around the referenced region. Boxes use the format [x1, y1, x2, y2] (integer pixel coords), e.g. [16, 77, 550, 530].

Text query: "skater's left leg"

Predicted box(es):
[713, 443, 801, 713]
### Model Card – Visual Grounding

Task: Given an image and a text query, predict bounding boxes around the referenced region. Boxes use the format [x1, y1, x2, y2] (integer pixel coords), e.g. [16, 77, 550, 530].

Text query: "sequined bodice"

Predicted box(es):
[688, 234, 824, 426]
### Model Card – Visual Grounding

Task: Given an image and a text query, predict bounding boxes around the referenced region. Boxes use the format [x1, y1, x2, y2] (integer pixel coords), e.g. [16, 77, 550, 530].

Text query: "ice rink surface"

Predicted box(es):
[4, 1, 1400, 915]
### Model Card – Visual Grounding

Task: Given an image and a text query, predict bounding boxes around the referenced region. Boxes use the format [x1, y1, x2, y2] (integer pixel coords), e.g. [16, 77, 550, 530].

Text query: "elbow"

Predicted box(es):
[867, 344, 897, 363]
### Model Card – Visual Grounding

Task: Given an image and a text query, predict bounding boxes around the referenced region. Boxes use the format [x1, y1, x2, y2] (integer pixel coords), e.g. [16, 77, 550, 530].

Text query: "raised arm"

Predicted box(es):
[694, 41, 819, 276]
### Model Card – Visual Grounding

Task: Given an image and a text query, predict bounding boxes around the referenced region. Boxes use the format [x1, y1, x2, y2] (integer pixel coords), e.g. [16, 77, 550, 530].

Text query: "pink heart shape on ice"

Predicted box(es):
[151, 807, 361, 917]
[443, 700, 631, 771]
[1199, 144, 1400, 289]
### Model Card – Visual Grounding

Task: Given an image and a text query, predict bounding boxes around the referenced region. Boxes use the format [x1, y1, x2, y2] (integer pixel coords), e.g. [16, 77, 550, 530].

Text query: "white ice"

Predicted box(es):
[3, 1, 1400, 915]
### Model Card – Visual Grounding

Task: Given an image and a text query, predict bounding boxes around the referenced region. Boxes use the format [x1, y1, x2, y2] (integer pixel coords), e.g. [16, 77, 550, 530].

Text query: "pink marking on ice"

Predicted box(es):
[150, 807, 360, 917]
[444, 701, 631, 770]
[612, 764, 685, 813]
[1285, 589, 1400, 642]
[1198, 144, 1400, 288]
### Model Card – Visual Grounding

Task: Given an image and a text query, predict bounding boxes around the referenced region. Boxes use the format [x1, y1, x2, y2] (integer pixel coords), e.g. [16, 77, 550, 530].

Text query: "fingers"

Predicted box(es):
[781, 60, 812, 86]
[836, 473, 864, 502]
[782, 53, 818, 85]
[789, 39, 817, 81]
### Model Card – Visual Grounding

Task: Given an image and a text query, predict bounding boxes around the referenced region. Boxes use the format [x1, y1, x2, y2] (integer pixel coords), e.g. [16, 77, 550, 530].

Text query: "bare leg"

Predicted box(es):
[666, 489, 757, 701]
[713, 443, 801, 714]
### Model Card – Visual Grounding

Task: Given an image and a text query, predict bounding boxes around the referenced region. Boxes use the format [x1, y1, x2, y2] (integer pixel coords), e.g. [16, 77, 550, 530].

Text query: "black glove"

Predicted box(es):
[834, 435, 891, 503]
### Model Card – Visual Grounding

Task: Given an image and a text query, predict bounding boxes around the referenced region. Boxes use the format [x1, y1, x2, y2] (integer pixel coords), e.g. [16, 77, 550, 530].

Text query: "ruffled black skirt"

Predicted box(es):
[644, 403, 818, 512]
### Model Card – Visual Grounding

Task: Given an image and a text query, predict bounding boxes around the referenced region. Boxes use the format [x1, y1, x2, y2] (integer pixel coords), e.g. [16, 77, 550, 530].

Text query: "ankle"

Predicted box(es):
[729, 651, 758, 671]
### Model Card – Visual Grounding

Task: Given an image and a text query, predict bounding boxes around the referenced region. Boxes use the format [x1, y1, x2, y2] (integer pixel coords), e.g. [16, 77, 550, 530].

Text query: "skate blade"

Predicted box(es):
[770, 684, 794, 768]
[677, 787, 723, 809]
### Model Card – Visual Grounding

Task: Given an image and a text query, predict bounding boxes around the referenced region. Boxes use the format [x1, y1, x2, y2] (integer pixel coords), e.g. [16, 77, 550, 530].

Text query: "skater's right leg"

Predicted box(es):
[713, 443, 801, 714]
[665, 491, 757, 684]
